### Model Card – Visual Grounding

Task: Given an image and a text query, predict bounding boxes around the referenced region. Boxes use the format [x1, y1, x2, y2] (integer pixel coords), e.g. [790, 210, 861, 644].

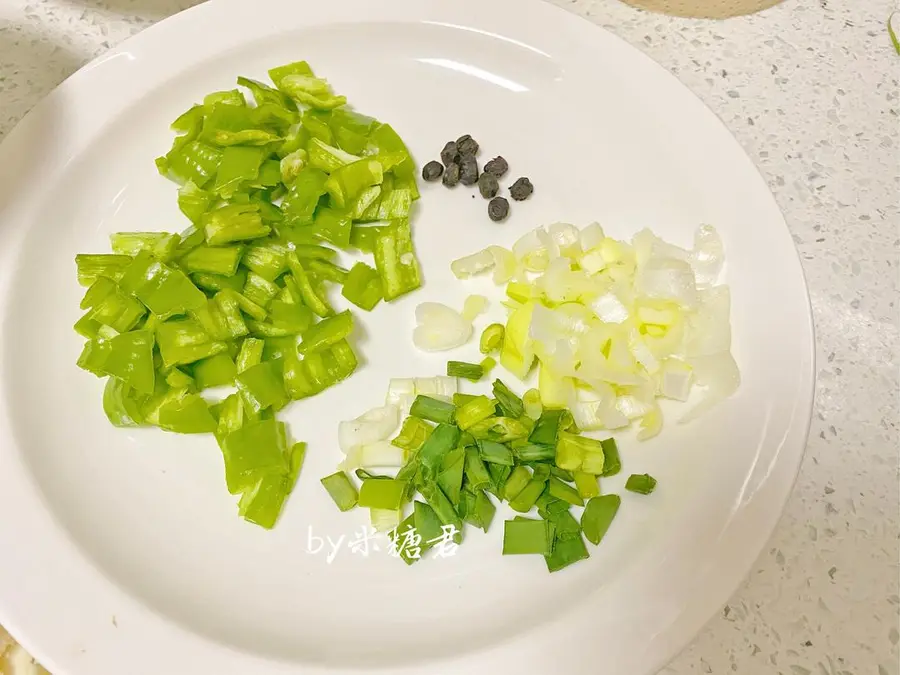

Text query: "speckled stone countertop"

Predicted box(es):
[0, 0, 898, 673]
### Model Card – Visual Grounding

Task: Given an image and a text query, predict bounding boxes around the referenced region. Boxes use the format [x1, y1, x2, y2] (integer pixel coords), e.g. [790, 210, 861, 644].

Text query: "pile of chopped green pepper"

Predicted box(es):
[74, 60, 422, 529]
[323, 378, 657, 573]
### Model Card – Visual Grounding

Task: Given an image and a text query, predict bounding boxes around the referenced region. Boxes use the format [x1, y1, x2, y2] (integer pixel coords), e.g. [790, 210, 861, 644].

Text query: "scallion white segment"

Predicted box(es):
[450, 223, 738, 438]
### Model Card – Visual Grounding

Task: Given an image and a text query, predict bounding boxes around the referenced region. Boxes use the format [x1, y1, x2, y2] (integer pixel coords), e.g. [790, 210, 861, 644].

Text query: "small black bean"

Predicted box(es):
[459, 155, 479, 186]
[442, 162, 461, 187]
[478, 172, 499, 199]
[488, 196, 510, 222]
[456, 134, 479, 156]
[509, 176, 534, 201]
[440, 141, 460, 167]
[483, 156, 509, 178]
[422, 160, 444, 181]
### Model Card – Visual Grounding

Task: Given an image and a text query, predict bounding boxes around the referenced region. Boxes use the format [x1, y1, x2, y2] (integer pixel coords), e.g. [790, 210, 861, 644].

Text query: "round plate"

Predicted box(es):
[0, 0, 815, 673]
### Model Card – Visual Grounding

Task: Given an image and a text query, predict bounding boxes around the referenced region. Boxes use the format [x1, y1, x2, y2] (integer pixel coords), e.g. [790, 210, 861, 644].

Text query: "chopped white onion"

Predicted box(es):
[412, 302, 472, 351]
[461, 294, 488, 322]
[385, 378, 416, 411]
[340, 440, 405, 469]
[370, 508, 402, 533]
[338, 404, 400, 453]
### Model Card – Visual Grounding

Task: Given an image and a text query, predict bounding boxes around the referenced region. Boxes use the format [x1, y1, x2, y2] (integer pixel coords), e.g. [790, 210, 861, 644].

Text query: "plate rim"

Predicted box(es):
[0, 0, 816, 673]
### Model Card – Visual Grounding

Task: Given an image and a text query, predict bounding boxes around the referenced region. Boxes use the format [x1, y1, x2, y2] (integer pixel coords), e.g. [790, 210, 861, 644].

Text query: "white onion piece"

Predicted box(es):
[370, 508, 402, 533]
[338, 405, 400, 453]
[340, 440, 405, 470]
[691, 225, 725, 287]
[591, 291, 629, 323]
[385, 378, 416, 411]
[461, 294, 488, 322]
[488, 246, 517, 284]
[548, 222, 582, 259]
[635, 257, 699, 308]
[657, 359, 694, 401]
[450, 248, 494, 279]
[679, 352, 740, 423]
[412, 302, 472, 352]
[684, 286, 731, 357]
[579, 222, 606, 252]
[413, 376, 458, 401]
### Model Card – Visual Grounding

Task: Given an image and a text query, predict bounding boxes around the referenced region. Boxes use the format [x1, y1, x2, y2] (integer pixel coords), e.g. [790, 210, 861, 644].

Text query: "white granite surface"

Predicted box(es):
[0, 0, 897, 673]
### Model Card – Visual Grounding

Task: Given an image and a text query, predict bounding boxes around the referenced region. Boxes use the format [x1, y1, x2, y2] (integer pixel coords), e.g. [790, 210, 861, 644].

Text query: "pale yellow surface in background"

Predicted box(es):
[620, 0, 782, 18]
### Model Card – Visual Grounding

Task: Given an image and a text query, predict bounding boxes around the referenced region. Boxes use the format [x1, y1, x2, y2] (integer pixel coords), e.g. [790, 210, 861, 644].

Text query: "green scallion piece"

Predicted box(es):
[446, 360, 484, 382]
[492, 379, 524, 418]
[471, 490, 497, 533]
[581, 494, 621, 545]
[502, 518, 550, 555]
[529, 409, 563, 445]
[508, 478, 546, 513]
[625, 473, 657, 495]
[573, 471, 600, 499]
[437, 446, 466, 506]
[456, 395, 496, 430]
[544, 533, 589, 573]
[391, 416, 433, 452]
[502, 465, 532, 502]
[464, 446, 493, 491]
[418, 423, 460, 483]
[452, 392, 478, 407]
[600, 438, 621, 477]
[478, 440, 514, 466]
[548, 476, 584, 507]
[321, 471, 358, 511]
[513, 443, 555, 462]
[479, 323, 504, 354]
[409, 395, 456, 425]
[357, 478, 407, 510]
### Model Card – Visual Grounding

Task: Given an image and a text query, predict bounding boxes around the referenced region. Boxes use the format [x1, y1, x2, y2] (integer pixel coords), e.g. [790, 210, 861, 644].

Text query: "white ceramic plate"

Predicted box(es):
[0, 0, 815, 673]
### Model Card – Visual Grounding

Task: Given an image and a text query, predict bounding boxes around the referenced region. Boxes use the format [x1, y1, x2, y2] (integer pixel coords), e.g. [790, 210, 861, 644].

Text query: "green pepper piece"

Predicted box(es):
[349, 224, 384, 254]
[242, 272, 279, 309]
[102, 330, 156, 395]
[203, 203, 271, 245]
[235, 360, 288, 415]
[75, 253, 133, 287]
[102, 377, 147, 427]
[110, 232, 180, 261]
[324, 158, 383, 208]
[307, 137, 360, 173]
[87, 287, 147, 333]
[180, 245, 244, 276]
[158, 140, 222, 187]
[373, 218, 421, 301]
[310, 207, 352, 249]
[192, 353, 237, 390]
[157, 393, 217, 433]
[367, 123, 416, 188]
[280, 167, 328, 227]
[157, 318, 228, 368]
[276, 72, 347, 110]
[118, 251, 207, 320]
[222, 418, 290, 492]
[341, 262, 383, 311]
[242, 243, 287, 281]
[285, 252, 333, 317]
